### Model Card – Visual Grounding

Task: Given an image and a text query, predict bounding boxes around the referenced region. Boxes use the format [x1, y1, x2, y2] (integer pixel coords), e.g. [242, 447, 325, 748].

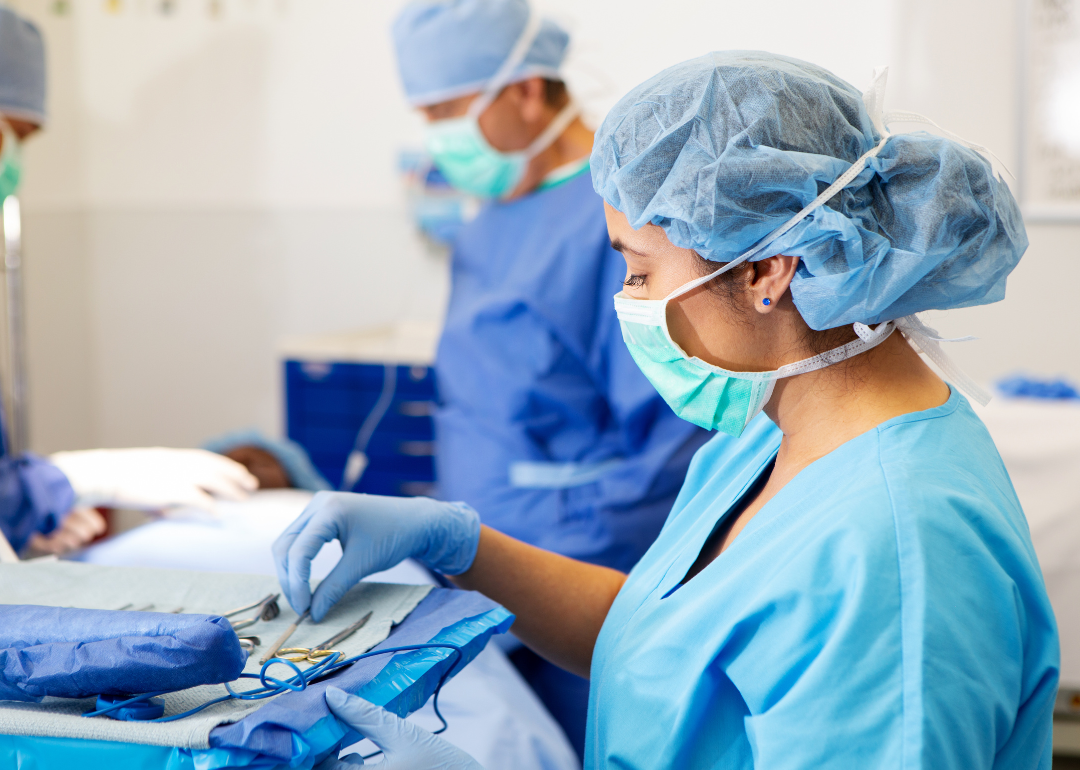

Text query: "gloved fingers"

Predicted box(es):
[313, 752, 365, 769]
[272, 504, 320, 612]
[200, 450, 259, 492]
[158, 486, 221, 516]
[284, 517, 335, 615]
[324, 688, 420, 754]
[323, 689, 485, 769]
[310, 553, 365, 623]
[184, 451, 259, 499]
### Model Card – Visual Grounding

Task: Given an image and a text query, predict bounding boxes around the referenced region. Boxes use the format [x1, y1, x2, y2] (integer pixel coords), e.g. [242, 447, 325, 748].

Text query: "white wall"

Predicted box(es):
[889, 0, 1080, 389]
[7, 0, 1072, 453]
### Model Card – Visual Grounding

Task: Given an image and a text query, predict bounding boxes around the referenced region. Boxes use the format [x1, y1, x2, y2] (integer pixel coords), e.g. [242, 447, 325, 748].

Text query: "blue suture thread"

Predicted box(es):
[81, 642, 465, 743]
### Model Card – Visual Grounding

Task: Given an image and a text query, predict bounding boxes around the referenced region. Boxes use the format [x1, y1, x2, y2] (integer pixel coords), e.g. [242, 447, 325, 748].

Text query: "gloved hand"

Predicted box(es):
[273, 492, 480, 621]
[49, 448, 257, 512]
[317, 686, 484, 769]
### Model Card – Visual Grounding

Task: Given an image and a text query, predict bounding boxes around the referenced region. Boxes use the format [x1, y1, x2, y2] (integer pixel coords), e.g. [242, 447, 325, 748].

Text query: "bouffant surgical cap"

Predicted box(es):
[203, 429, 330, 492]
[591, 51, 1028, 331]
[392, 0, 569, 107]
[0, 6, 46, 125]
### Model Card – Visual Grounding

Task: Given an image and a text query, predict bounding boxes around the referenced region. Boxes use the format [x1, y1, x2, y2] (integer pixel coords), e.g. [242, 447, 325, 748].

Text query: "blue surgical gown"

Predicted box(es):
[587, 389, 1059, 769]
[0, 407, 74, 553]
[435, 171, 708, 572]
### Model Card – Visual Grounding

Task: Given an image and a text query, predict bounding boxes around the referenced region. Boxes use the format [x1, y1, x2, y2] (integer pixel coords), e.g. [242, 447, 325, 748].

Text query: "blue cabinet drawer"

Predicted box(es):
[285, 358, 439, 497]
[286, 361, 436, 397]
[307, 446, 434, 478]
[288, 395, 436, 437]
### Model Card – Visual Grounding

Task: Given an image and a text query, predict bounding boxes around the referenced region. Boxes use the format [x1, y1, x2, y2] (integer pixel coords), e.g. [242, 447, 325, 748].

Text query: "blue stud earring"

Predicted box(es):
[762, 298, 772, 306]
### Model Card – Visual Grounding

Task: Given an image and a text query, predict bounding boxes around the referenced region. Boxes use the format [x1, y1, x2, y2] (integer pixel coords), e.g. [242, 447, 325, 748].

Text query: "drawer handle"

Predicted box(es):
[398, 401, 435, 417]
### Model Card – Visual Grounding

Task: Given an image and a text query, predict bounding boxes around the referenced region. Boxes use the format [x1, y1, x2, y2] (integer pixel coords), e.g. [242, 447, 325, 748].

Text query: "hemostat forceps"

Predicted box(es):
[278, 611, 373, 664]
[223, 593, 280, 631]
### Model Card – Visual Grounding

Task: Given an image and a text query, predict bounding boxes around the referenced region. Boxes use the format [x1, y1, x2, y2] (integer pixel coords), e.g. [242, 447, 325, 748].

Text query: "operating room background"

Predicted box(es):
[6, 0, 1074, 453]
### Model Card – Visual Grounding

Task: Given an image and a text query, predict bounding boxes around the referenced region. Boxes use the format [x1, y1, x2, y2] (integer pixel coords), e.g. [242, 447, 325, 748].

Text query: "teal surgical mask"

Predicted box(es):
[0, 123, 23, 201]
[424, 98, 578, 200]
[614, 277, 896, 437]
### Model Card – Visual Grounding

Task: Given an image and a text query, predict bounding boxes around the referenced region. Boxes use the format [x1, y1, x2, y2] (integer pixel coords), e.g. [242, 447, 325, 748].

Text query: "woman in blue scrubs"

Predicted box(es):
[281, 51, 1058, 769]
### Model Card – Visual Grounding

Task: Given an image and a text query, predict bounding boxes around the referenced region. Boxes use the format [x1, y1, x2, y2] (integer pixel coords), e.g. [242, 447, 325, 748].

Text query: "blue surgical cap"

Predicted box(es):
[392, 0, 569, 107]
[203, 429, 331, 492]
[592, 51, 1028, 331]
[0, 6, 46, 125]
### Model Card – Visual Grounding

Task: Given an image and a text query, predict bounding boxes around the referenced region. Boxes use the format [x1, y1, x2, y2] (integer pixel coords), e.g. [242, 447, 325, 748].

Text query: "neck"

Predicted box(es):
[507, 115, 593, 199]
[763, 332, 951, 472]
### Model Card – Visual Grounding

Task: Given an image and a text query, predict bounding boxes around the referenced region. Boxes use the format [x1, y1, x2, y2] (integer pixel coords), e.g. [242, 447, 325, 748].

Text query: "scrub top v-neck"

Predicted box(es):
[585, 390, 1059, 770]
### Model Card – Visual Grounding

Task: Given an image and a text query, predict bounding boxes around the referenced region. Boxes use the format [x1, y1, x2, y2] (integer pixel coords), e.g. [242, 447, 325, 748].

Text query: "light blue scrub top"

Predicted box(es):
[587, 389, 1059, 769]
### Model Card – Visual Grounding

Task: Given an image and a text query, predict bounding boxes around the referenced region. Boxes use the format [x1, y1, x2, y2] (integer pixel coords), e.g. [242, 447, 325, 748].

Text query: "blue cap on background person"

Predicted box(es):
[203, 429, 331, 492]
[591, 51, 1028, 331]
[0, 5, 46, 125]
[392, 0, 569, 107]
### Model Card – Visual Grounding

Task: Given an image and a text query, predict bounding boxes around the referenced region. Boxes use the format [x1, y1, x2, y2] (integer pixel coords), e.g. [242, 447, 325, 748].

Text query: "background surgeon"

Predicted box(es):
[0, 6, 257, 557]
[389, 0, 710, 751]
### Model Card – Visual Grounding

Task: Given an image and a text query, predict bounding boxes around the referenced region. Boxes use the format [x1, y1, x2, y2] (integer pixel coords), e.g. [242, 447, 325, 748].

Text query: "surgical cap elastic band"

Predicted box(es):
[642, 68, 994, 406]
[468, 8, 542, 117]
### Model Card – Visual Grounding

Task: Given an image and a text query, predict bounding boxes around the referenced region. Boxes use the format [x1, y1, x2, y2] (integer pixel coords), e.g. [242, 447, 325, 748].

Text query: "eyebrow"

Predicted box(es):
[610, 238, 648, 257]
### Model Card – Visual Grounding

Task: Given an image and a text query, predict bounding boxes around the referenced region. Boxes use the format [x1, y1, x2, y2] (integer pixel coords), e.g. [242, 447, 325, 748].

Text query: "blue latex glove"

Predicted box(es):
[273, 492, 480, 621]
[318, 686, 484, 769]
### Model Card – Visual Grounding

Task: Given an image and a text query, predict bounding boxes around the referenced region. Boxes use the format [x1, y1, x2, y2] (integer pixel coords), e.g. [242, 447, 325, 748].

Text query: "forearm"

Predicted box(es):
[451, 525, 626, 678]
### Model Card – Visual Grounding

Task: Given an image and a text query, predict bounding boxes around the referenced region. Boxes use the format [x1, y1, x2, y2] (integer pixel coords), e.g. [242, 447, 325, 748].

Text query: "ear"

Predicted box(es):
[749, 255, 799, 314]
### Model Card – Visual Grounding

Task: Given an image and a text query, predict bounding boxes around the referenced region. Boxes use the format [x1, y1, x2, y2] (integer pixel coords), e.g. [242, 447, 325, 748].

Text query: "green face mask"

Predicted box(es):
[424, 114, 527, 199]
[0, 125, 23, 201]
[424, 99, 579, 200]
[613, 282, 895, 437]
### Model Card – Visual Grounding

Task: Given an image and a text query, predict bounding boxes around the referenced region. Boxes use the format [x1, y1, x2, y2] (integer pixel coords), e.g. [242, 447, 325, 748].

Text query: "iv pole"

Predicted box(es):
[2, 194, 28, 457]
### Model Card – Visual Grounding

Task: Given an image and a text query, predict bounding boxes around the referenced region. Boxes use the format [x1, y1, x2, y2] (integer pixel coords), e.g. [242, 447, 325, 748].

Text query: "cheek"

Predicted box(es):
[666, 289, 716, 359]
[665, 288, 749, 368]
[477, 104, 526, 152]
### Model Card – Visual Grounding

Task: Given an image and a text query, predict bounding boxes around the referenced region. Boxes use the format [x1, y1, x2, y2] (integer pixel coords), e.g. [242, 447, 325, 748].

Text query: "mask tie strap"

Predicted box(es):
[894, 315, 992, 406]
[523, 100, 580, 160]
[860, 67, 994, 405]
[737, 321, 896, 432]
[773, 321, 897, 380]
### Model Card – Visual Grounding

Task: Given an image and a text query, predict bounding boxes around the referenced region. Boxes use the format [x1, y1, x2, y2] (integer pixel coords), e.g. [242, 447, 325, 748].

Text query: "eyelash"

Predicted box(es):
[624, 274, 646, 288]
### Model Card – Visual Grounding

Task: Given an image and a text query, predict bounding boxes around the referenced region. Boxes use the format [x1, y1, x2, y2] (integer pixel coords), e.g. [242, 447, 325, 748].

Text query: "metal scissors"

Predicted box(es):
[277, 611, 373, 664]
[223, 593, 280, 631]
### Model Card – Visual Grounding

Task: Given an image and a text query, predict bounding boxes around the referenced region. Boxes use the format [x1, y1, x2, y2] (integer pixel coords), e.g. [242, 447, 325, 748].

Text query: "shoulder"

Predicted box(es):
[464, 173, 608, 246]
[874, 392, 1033, 554]
[449, 176, 621, 337]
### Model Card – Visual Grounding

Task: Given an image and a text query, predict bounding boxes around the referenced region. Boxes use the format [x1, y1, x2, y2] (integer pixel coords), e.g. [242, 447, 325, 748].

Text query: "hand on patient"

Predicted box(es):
[273, 492, 480, 621]
[26, 506, 106, 556]
[49, 447, 258, 513]
[317, 687, 483, 769]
